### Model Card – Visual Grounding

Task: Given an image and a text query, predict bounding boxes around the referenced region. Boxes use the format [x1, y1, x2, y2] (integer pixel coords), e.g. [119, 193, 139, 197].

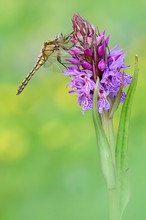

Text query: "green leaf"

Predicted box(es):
[109, 73, 124, 119]
[116, 55, 139, 216]
[92, 78, 116, 189]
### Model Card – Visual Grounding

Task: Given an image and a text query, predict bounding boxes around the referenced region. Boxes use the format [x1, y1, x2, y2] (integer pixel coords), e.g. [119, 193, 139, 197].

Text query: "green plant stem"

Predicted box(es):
[108, 118, 116, 165]
[108, 187, 121, 220]
[102, 116, 122, 220]
[107, 118, 120, 220]
[92, 79, 122, 220]
[101, 113, 115, 165]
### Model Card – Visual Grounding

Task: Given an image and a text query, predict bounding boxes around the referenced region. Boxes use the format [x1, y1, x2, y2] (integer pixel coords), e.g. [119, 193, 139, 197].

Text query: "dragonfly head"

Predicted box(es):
[56, 33, 64, 39]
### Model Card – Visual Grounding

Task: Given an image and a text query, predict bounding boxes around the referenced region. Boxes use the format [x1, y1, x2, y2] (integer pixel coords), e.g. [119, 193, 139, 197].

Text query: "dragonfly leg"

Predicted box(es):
[57, 52, 67, 69]
[61, 43, 76, 51]
[65, 31, 74, 41]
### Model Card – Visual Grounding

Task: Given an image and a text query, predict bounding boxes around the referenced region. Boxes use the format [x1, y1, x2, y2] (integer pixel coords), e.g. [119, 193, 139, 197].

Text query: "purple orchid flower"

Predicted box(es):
[63, 14, 132, 114]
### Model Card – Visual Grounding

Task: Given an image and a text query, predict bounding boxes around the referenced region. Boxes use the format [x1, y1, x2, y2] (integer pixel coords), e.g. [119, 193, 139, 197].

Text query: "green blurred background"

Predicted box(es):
[0, 0, 146, 219]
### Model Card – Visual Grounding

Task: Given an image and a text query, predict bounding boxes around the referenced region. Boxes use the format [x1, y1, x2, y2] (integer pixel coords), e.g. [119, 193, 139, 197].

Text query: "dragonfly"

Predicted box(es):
[16, 32, 73, 95]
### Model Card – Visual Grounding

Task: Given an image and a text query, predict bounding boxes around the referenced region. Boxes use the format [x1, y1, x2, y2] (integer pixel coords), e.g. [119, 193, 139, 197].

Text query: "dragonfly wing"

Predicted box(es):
[43, 50, 70, 73]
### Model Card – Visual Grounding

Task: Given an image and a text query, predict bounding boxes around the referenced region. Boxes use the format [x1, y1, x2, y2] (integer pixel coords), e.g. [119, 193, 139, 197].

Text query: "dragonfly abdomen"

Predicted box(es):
[16, 55, 45, 95]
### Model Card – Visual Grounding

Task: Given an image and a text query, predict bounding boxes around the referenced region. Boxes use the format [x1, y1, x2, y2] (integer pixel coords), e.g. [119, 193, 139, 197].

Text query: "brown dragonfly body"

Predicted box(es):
[17, 33, 72, 95]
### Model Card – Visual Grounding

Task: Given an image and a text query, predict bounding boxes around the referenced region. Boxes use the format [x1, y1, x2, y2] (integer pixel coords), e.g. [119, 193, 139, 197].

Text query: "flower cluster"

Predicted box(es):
[63, 14, 132, 114]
